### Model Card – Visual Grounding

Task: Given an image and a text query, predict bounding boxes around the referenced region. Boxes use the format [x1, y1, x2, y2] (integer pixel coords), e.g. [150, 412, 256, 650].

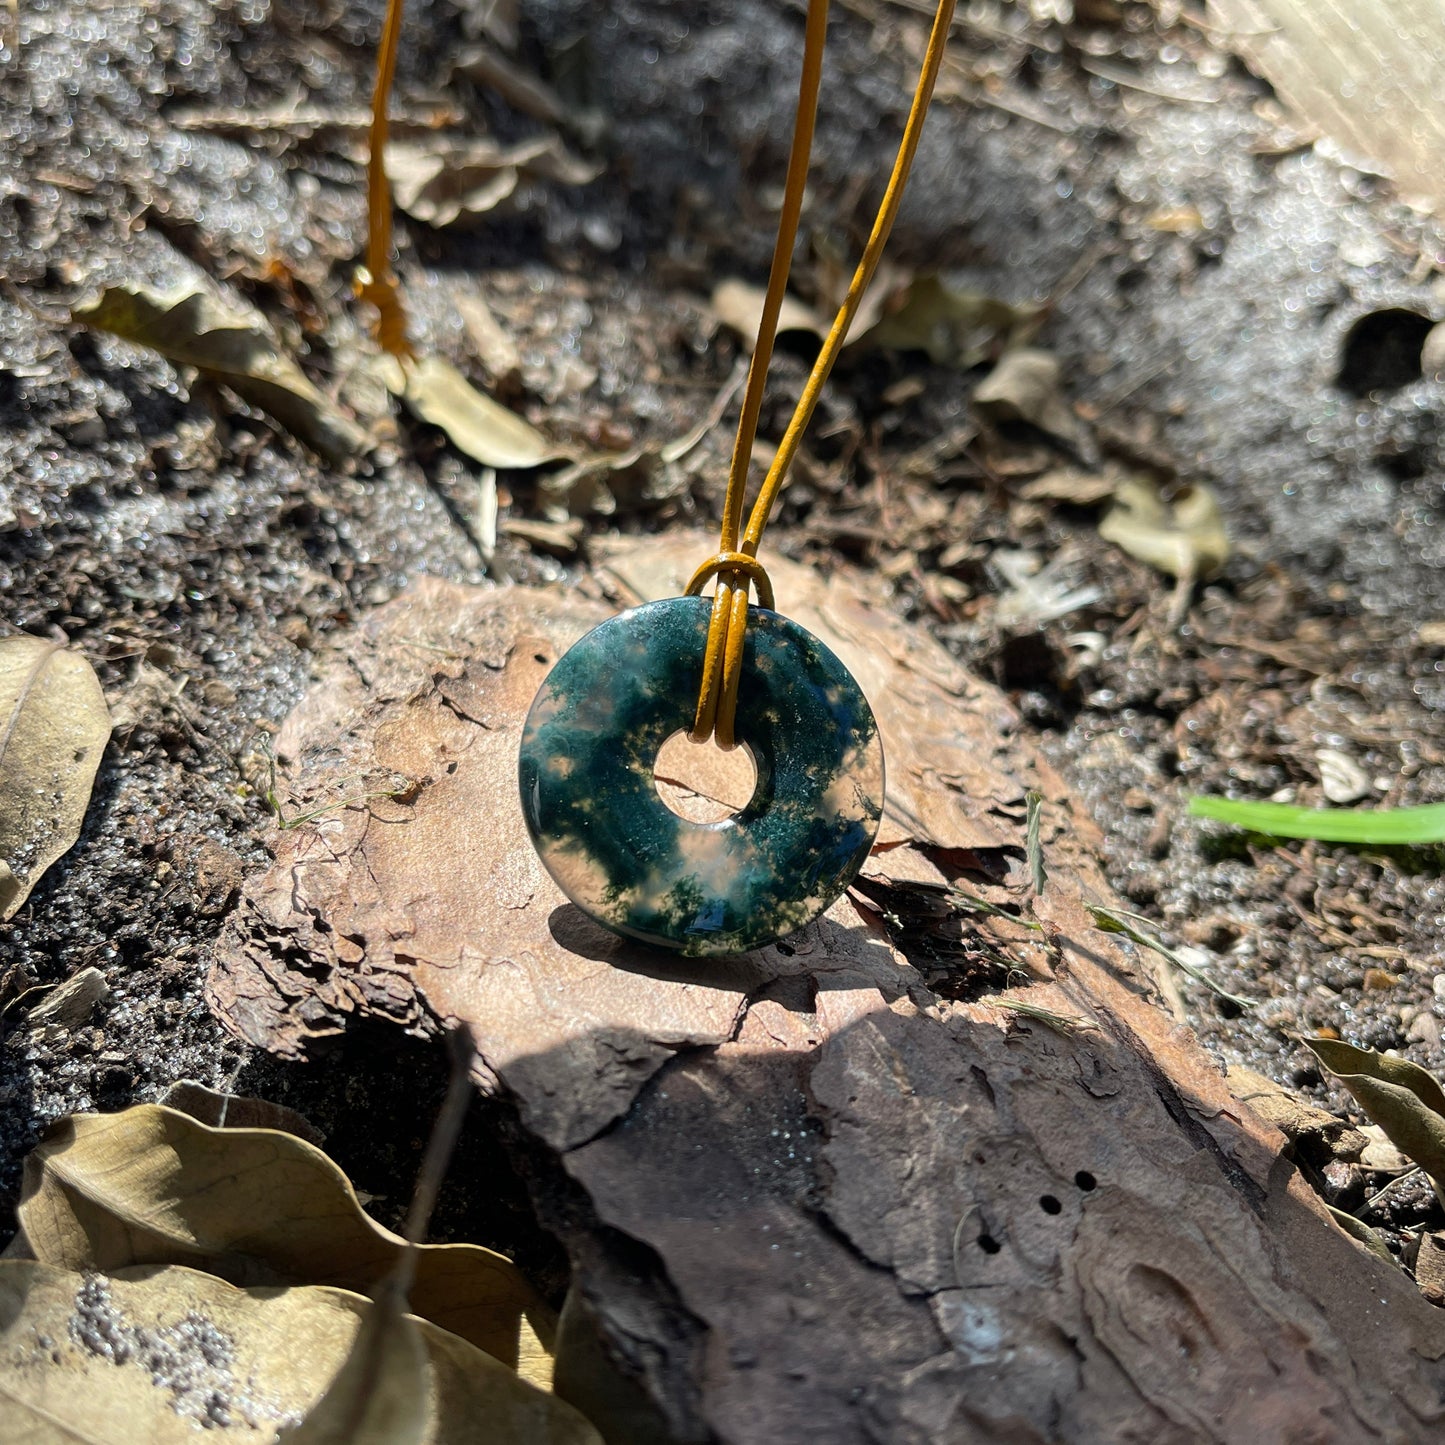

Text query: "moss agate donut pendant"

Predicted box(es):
[519, 596, 884, 956]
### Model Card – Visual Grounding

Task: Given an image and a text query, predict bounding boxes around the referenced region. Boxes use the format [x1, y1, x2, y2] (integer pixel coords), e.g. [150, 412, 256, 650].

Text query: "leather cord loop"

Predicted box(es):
[690, 0, 955, 748]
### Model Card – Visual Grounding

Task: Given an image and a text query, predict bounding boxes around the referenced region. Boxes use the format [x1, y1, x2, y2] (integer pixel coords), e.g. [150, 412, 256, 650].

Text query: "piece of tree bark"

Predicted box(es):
[209, 538, 1445, 1442]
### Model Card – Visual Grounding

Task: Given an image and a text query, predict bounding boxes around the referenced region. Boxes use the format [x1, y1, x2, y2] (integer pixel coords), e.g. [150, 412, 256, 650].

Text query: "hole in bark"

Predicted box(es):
[977, 1233, 1002, 1254]
[1039, 1195, 1062, 1214]
[653, 730, 757, 823]
[1336, 308, 1433, 396]
[1074, 1170, 1097, 1191]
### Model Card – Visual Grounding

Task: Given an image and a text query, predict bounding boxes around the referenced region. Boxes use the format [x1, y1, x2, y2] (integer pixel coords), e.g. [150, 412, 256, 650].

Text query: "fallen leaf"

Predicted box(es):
[457, 292, 522, 389]
[158, 1080, 327, 1146]
[387, 137, 599, 229]
[395, 354, 570, 469]
[0, 635, 111, 920]
[0, 1261, 599, 1445]
[1327, 1206, 1396, 1265]
[973, 347, 1084, 446]
[1307, 1038, 1445, 1199]
[1017, 468, 1119, 505]
[1415, 1231, 1445, 1302]
[1359, 1124, 1413, 1175]
[279, 1290, 430, 1445]
[16, 1104, 549, 1368]
[1211, 0, 1445, 209]
[1098, 475, 1230, 579]
[866, 275, 1035, 368]
[710, 278, 829, 348]
[73, 281, 370, 466]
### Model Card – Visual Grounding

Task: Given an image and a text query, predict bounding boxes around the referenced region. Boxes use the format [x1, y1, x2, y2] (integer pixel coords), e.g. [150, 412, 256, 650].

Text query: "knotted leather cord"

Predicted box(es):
[687, 0, 830, 745]
[689, 0, 958, 748]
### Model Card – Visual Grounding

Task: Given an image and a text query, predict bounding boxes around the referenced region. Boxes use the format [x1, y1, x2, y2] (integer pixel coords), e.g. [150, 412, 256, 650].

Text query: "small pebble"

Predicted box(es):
[1407, 1013, 1442, 1048]
[1363, 967, 1398, 991]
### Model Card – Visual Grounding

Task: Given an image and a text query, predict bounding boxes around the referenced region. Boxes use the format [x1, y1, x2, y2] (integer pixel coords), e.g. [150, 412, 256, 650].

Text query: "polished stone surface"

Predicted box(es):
[519, 595, 884, 955]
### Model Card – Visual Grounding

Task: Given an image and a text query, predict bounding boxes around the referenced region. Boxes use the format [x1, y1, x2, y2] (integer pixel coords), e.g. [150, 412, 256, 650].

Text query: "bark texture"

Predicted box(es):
[209, 538, 1445, 1443]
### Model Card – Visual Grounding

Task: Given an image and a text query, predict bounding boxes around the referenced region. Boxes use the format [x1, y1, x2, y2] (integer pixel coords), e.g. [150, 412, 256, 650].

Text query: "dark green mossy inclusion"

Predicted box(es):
[519, 596, 884, 956]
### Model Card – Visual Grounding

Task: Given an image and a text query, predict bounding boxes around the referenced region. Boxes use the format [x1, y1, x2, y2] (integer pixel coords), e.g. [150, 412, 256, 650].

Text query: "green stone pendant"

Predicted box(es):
[519, 596, 884, 956]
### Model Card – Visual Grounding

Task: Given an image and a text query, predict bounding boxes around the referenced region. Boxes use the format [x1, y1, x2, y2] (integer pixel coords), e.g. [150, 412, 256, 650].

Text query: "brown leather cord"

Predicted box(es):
[689, 0, 830, 746]
[691, 0, 958, 748]
[357, 0, 414, 358]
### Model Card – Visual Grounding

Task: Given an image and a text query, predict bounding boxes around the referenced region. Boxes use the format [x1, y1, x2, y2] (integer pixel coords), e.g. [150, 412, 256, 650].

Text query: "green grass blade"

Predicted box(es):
[1188, 795, 1445, 844]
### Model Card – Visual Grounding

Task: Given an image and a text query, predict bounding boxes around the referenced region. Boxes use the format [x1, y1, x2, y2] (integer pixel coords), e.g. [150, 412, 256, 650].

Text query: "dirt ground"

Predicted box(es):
[3, 0, 1445, 1265]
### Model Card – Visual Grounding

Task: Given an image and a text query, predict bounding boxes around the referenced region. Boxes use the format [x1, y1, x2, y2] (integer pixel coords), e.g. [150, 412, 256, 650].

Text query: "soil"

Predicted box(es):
[3, 0, 1444, 1273]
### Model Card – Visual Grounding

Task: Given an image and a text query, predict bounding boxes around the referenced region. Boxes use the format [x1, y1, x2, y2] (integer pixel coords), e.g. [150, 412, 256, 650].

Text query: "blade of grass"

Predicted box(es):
[1087, 901, 1255, 1010]
[1025, 790, 1047, 896]
[1189, 794, 1445, 845]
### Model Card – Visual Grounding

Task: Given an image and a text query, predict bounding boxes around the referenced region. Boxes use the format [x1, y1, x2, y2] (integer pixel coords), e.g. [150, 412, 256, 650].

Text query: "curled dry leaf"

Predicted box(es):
[1307, 1037, 1445, 1199]
[0, 1261, 599, 1445]
[17, 1103, 549, 1370]
[158, 1079, 328, 1146]
[0, 635, 111, 921]
[1327, 1206, 1396, 1265]
[393, 354, 571, 470]
[386, 137, 600, 229]
[710, 278, 830, 349]
[1098, 474, 1230, 579]
[867, 275, 1035, 368]
[709, 271, 1019, 366]
[972, 347, 1084, 447]
[73, 281, 370, 466]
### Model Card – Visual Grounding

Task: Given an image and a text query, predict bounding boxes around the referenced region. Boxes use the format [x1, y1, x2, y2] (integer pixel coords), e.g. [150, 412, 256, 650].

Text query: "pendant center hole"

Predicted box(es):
[653, 730, 758, 823]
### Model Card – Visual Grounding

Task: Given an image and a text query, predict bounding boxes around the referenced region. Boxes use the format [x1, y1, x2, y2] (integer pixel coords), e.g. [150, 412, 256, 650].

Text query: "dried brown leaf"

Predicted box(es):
[0, 636, 111, 921]
[1307, 1037, 1445, 1196]
[973, 347, 1083, 446]
[710, 278, 828, 348]
[17, 1104, 548, 1368]
[1098, 475, 1230, 579]
[397, 354, 570, 469]
[278, 1292, 430, 1445]
[0, 1262, 598, 1445]
[387, 137, 599, 229]
[157, 1081, 327, 1146]
[72, 282, 369, 466]
[867, 275, 1034, 368]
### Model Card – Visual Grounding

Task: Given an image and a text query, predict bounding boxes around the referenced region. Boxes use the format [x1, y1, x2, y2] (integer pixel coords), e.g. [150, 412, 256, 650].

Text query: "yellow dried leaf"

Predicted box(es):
[0, 1261, 600, 1445]
[279, 1291, 430, 1445]
[0, 636, 110, 921]
[73, 281, 370, 466]
[710, 278, 829, 348]
[397, 354, 570, 470]
[17, 1104, 551, 1369]
[1098, 476, 1230, 579]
